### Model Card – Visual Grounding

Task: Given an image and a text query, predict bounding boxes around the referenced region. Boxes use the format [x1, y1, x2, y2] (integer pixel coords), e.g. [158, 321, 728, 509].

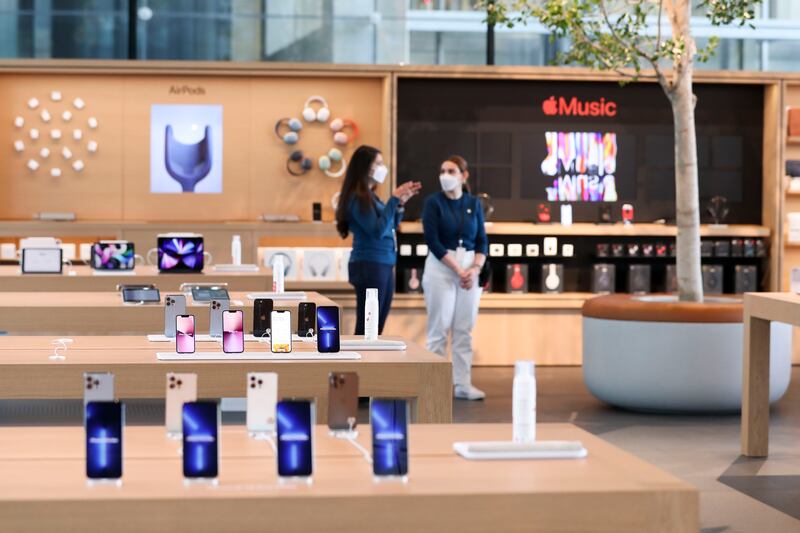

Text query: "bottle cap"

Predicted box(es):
[514, 360, 535, 376]
[366, 288, 379, 299]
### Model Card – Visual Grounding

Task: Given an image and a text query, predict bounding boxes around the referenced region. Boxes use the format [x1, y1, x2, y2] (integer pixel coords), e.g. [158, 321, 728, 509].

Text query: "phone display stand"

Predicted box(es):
[156, 351, 362, 361]
[166, 431, 182, 441]
[340, 339, 407, 351]
[373, 475, 409, 484]
[452, 440, 588, 460]
[183, 477, 219, 487]
[249, 430, 275, 441]
[278, 476, 313, 486]
[246, 291, 307, 300]
[49, 338, 73, 360]
[86, 478, 123, 488]
[251, 334, 317, 344]
[330, 418, 359, 439]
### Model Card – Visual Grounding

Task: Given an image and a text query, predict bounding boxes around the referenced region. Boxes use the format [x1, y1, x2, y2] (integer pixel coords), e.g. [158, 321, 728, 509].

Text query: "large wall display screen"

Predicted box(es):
[397, 78, 764, 223]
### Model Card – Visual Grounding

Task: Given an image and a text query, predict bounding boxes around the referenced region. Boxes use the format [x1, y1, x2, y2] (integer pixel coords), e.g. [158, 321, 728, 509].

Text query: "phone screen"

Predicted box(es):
[371, 399, 409, 477]
[271, 310, 292, 353]
[176, 315, 195, 354]
[297, 302, 316, 337]
[253, 298, 273, 338]
[276, 400, 313, 477]
[317, 306, 340, 353]
[182, 401, 219, 479]
[222, 310, 244, 353]
[122, 288, 160, 303]
[85, 401, 123, 479]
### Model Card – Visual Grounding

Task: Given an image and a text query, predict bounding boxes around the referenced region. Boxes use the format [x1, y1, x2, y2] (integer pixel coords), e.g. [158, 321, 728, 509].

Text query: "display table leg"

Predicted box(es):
[742, 316, 771, 457]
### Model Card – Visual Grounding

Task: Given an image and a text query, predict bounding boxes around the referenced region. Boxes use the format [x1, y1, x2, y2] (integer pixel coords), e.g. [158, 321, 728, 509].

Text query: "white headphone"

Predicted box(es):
[317, 148, 346, 178]
[302, 96, 330, 123]
[545, 264, 560, 291]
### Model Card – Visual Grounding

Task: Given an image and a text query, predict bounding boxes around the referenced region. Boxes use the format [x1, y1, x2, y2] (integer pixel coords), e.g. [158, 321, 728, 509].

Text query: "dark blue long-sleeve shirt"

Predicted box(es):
[422, 192, 488, 261]
[347, 192, 402, 266]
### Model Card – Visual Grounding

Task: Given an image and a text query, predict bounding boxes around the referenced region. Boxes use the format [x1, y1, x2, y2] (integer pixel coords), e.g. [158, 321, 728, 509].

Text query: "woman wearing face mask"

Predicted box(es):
[336, 145, 421, 335]
[421, 156, 488, 400]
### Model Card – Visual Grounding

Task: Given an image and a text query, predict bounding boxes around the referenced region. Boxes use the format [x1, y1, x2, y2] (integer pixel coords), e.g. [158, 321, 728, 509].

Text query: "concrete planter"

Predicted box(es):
[582, 295, 792, 413]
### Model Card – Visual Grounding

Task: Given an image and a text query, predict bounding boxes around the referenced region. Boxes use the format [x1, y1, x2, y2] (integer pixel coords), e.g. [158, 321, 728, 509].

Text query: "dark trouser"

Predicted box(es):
[349, 260, 395, 335]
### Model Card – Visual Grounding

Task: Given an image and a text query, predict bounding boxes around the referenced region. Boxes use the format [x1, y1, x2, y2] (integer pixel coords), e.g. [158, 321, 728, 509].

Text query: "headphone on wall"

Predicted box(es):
[317, 148, 346, 178]
[302, 96, 330, 123]
[274, 117, 303, 145]
[329, 118, 359, 147]
[287, 150, 313, 176]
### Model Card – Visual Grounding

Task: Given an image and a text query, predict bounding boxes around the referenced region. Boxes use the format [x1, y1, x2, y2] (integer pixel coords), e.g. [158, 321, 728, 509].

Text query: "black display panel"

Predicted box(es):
[397, 78, 763, 224]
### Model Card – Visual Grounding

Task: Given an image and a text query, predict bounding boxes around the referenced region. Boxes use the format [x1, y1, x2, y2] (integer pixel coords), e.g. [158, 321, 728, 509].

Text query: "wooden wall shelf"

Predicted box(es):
[399, 222, 770, 238]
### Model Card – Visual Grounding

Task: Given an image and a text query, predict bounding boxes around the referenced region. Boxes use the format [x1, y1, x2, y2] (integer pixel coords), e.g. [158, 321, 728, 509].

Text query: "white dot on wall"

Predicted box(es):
[73, 98, 85, 110]
[50, 167, 62, 177]
[73, 129, 83, 140]
[27, 98, 39, 110]
[40, 109, 51, 123]
[87, 140, 98, 153]
[72, 160, 84, 172]
[27, 159, 39, 171]
[50, 129, 61, 140]
[62, 147, 72, 160]
[29, 128, 39, 140]
[88, 117, 98, 129]
[50, 91, 62, 102]
[62, 110, 72, 122]
[40, 147, 50, 159]
[13, 140, 24, 152]
[14, 116, 24, 128]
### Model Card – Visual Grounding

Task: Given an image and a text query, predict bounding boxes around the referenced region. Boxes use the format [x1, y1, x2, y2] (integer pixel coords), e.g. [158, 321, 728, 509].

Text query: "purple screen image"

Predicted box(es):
[176, 316, 195, 353]
[158, 237, 204, 272]
[222, 311, 244, 353]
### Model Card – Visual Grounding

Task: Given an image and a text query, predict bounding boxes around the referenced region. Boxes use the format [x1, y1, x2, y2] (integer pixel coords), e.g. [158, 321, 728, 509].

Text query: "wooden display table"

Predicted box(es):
[0, 424, 698, 533]
[0, 336, 451, 424]
[742, 292, 800, 456]
[0, 291, 336, 335]
[0, 264, 272, 292]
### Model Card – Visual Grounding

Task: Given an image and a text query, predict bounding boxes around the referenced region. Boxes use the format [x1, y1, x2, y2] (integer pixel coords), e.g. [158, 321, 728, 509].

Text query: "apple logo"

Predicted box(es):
[542, 96, 557, 115]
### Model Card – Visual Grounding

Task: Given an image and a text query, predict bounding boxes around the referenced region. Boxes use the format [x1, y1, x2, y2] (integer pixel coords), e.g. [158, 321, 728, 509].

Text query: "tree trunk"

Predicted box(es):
[670, 70, 703, 302]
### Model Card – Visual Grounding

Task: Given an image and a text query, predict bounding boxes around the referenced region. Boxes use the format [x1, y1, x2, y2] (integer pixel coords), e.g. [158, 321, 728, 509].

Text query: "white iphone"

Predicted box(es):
[164, 294, 187, 338]
[165, 372, 197, 436]
[83, 372, 114, 406]
[246, 372, 278, 434]
[270, 310, 292, 353]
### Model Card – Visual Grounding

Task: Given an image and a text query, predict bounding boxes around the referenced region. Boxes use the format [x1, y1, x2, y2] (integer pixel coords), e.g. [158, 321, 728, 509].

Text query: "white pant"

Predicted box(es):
[422, 251, 482, 387]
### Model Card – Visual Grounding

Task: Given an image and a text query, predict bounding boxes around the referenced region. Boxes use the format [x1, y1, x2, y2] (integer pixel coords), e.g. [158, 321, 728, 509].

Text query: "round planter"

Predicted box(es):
[582, 294, 792, 413]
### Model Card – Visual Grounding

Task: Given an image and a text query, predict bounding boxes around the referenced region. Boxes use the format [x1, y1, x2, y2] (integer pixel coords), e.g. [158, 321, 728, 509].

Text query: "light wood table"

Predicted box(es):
[0, 264, 272, 292]
[0, 335, 451, 424]
[0, 423, 698, 533]
[741, 292, 800, 456]
[0, 290, 336, 335]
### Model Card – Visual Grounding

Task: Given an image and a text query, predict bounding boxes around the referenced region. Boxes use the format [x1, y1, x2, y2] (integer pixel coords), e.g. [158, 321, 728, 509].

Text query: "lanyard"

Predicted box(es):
[446, 196, 467, 248]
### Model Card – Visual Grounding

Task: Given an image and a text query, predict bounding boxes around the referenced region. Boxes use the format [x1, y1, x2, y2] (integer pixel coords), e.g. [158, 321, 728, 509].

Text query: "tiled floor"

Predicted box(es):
[1, 366, 798, 532]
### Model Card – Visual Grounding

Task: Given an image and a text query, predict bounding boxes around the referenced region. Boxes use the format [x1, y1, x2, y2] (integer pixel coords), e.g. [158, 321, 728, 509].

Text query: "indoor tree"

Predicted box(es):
[483, 0, 761, 301]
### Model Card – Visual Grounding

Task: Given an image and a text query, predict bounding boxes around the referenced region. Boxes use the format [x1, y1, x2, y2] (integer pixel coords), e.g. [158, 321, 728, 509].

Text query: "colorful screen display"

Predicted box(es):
[316, 306, 340, 353]
[85, 401, 123, 479]
[276, 400, 313, 477]
[176, 315, 195, 354]
[541, 131, 618, 202]
[157, 236, 204, 273]
[92, 242, 135, 270]
[222, 310, 244, 353]
[182, 401, 219, 478]
[371, 399, 409, 477]
[271, 311, 292, 353]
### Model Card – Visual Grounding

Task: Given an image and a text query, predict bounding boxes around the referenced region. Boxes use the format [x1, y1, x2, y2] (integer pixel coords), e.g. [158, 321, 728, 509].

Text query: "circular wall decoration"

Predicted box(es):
[11, 90, 99, 177]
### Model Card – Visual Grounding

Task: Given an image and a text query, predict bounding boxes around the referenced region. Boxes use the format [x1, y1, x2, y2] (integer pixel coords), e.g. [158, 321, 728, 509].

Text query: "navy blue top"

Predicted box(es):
[422, 192, 488, 261]
[347, 192, 402, 266]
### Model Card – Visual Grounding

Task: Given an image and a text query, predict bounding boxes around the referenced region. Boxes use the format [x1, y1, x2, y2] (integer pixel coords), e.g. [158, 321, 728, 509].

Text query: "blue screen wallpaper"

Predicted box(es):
[182, 401, 219, 478]
[371, 399, 409, 476]
[85, 401, 123, 479]
[276, 400, 313, 477]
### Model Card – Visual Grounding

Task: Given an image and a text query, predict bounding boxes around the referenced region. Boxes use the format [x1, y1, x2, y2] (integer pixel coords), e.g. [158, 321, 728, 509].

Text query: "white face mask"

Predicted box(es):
[439, 173, 461, 192]
[372, 164, 388, 184]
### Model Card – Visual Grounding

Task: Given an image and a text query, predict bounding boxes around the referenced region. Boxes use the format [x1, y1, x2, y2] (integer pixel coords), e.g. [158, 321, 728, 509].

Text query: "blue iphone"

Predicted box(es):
[85, 401, 124, 480]
[316, 306, 340, 353]
[182, 401, 219, 480]
[276, 400, 314, 479]
[370, 398, 409, 477]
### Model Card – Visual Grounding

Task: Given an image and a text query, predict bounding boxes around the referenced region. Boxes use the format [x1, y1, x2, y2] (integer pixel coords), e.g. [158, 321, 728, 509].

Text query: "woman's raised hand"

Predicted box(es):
[393, 181, 422, 204]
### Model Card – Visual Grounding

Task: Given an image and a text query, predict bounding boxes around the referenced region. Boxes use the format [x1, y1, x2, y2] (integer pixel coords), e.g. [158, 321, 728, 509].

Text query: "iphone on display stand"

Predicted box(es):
[317, 306, 340, 353]
[328, 372, 358, 436]
[276, 399, 315, 484]
[246, 372, 278, 437]
[297, 302, 316, 338]
[209, 298, 230, 338]
[164, 294, 187, 338]
[165, 372, 197, 438]
[84, 372, 115, 407]
[253, 298, 273, 338]
[176, 315, 196, 354]
[182, 401, 220, 484]
[222, 309, 244, 354]
[85, 400, 124, 485]
[370, 398, 409, 483]
[270, 310, 292, 353]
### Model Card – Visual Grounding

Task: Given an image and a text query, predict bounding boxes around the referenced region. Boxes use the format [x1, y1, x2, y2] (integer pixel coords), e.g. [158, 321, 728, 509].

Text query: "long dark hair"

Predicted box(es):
[336, 145, 381, 238]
